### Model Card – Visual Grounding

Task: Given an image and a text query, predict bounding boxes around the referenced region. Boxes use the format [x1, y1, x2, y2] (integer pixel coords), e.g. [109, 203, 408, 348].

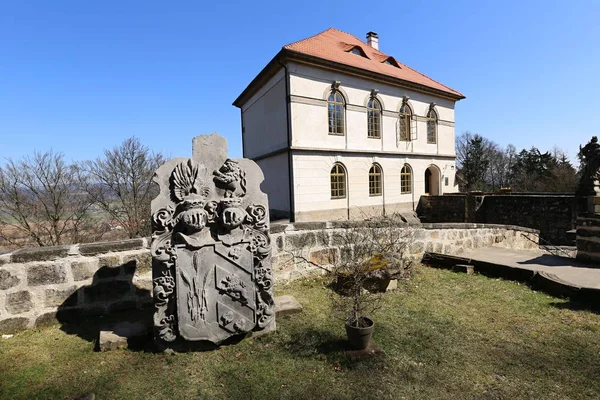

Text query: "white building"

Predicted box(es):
[233, 28, 465, 222]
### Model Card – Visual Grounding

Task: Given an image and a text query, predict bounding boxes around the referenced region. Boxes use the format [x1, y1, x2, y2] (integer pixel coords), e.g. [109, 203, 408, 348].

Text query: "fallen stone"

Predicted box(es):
[98, 321, 149, 351]
[275, 295, 303, 316]
[386, 279, 398, 291]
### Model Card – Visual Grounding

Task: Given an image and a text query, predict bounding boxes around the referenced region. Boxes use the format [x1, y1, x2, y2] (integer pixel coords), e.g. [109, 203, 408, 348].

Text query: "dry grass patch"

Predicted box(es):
[1, 266, 599, 399]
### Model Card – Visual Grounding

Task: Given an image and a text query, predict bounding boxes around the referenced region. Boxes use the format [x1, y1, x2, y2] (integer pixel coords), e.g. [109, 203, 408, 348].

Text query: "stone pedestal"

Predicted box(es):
[150, 134, 276, 350]
[576, 212, 600, 266]
[584, 196, 600, 214]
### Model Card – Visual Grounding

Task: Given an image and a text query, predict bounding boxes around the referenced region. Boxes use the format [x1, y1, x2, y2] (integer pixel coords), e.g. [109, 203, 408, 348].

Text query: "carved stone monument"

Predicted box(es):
[577, 136, 600, 213]
[151, 134, 275, 349]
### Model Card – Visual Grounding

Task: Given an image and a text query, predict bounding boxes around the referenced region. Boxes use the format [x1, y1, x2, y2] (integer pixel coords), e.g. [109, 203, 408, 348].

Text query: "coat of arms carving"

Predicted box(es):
[150, 134, 275, 349]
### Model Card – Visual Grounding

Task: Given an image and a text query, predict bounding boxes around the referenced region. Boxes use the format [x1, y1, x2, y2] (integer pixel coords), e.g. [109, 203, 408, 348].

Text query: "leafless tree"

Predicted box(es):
[77, 137, 165, 238]
[291, 216, 415, 328]
[0, 151, 92, 247]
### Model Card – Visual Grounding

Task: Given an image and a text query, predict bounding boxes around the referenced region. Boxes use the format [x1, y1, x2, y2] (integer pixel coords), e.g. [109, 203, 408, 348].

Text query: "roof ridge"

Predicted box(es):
[280, 27, 464, 99]
[283, 27, 336, 49]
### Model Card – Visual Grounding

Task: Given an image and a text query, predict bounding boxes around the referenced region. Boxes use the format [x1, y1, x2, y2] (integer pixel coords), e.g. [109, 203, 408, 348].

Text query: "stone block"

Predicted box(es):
[71, 259, 98, 281]
[285, 232, 316, 249]
[135, 287, 152, 304]
[121, 261, 136, 276]
[27, 264, 67, 286]
[55, 306, 106, 323]
[95, 261, 121, 280]
[275, 235, 284, 252]
[292, 222, 327, 231]
[107, 300, 137, 313]
[410, 242, 424, 254]
[79, 239, 144, 256]
[425, 242, 434, 253]
[35, 312, 59, 327]
[386, 279, 398, 291]
[5, 291, 33, 314]
[0, 269, 20, 290]
[12, 245, 69, 263]
[270, 224, 289, 234]
[123, 253, 152, 274]
[0, 317, 29, 333]
[132, 270, 153, 292]
[309, 248, 338, 266]
[98, 321, 150, 351]
[272, 253, 295, 272]
[274, 295, 303, 316]
[44, 286, 78, 307]
[315, 230, 331, 247]
[83, 281, 132, 304]
[453, 264, 474, 274]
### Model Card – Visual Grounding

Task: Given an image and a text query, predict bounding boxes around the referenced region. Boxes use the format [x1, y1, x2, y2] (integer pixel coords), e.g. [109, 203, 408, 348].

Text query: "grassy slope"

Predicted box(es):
[1, 266, 599, 400]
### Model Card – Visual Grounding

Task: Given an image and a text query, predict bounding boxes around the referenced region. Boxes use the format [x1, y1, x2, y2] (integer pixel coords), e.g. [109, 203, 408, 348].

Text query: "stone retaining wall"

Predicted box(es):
[0, 239, 153, 334]
[0, 223, 539, 333]
[270, 222, 540, 281]
[417, 194, 577, 245]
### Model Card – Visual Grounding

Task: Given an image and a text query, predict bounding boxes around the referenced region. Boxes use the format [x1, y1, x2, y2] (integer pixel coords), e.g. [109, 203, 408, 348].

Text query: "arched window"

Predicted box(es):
[400, 164, 412, 194]
[367, 98, 381, 138]
[327, 91, 345, 135]
[399, 102, 412, 141]
[427, 107, 438, 144]
[330, 163, 346, 199]
[369, 164, 382, 196]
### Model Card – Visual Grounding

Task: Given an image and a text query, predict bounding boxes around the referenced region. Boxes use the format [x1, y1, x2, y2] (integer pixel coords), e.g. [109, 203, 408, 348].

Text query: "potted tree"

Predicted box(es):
[324, 218, 415, 350]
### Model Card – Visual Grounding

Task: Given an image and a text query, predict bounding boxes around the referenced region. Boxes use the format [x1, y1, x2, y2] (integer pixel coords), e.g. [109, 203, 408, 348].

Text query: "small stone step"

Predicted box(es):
[98, 321, 149, 351]
[453, 264, 475, 274]
[275, 295, 303, 316]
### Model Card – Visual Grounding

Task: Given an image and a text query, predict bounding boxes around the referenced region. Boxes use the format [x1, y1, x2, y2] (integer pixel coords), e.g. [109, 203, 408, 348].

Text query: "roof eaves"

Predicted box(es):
[283, 49, 466, 101]
[233, 50, 287, 108]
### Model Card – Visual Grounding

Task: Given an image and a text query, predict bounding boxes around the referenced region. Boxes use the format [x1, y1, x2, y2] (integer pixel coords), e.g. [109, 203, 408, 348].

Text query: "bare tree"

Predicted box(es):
[77, 137, 165, 238]
[0, 151, 92, 247]
[290, 217, 415, 328]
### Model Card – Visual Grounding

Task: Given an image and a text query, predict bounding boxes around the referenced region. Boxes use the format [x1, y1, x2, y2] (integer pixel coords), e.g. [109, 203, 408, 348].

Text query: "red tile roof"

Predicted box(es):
[284, 28, 464, 99]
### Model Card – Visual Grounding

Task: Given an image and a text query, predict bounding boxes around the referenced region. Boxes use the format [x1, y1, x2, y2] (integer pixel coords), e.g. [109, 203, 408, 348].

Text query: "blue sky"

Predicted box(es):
[1, 1, 598, 164]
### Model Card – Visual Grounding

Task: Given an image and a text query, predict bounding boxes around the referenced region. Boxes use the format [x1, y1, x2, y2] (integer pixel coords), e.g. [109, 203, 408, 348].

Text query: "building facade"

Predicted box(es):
[234, 28, 465, 221]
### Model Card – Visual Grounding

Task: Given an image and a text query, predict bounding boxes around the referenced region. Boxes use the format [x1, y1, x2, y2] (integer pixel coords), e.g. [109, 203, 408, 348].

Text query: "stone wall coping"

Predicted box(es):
[0, 223, 537, 265]
[273, 221, 539, 235]
[440, 193, 575, 197]
[2, 238, 149, 264]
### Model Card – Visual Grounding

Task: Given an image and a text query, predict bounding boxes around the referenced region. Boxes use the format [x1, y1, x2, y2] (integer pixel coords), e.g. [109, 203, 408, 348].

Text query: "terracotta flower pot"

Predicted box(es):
[345, 317, 374, 350]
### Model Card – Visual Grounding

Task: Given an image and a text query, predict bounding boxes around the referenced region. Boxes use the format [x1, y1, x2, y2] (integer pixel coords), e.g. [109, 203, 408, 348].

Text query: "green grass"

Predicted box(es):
[1, 266, 600, 399]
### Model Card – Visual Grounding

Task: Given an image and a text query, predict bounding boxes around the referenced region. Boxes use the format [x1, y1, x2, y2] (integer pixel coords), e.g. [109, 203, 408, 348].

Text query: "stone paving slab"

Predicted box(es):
[275, 295, 303, 316]
[461, 247, 600, 290]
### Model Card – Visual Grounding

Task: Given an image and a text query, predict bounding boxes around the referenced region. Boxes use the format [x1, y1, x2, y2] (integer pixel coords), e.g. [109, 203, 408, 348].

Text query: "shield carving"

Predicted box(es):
[175, 242, 255, 343]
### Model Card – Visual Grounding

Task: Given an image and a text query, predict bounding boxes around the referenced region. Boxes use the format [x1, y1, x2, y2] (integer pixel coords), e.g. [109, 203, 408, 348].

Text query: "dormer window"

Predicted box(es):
[348, 46, 369, 58]
[383, 57, 400, 67]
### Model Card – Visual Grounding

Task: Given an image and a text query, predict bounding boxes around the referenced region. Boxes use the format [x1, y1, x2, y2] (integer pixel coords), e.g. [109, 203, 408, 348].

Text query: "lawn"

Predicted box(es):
[1, 265, 599, 400]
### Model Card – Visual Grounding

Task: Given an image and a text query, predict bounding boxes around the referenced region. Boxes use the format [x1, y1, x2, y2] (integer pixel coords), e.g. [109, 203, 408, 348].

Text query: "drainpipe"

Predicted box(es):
[278, 57, 295, 222]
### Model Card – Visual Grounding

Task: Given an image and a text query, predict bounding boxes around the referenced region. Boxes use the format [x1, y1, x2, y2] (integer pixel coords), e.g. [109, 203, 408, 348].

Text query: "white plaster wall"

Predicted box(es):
[241, 69, 288, 159]
[256, 152, 290, 214]
[287, 62, 457, 156]
[293, 152, 456, 216]
[292, 152, 457, 215]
